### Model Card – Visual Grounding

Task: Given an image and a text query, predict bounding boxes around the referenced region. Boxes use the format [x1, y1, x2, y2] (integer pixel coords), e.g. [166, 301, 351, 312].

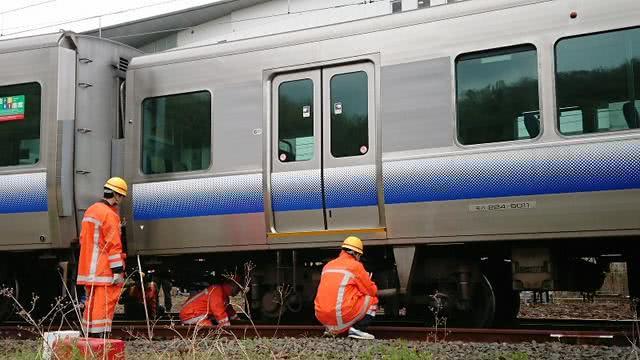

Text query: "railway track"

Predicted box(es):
[0, 320, 634, 346]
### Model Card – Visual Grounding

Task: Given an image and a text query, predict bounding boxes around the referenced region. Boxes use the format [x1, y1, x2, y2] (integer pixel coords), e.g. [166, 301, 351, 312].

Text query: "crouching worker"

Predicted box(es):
[121, 277, 159, 319]
[179, 276, 241, 328]
[314, 236, 378, 340]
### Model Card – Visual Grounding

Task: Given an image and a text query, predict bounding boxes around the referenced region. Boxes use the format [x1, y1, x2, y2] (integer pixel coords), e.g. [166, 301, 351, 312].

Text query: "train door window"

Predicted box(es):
[278, 79, 314, 162]
[0, 82, 41, 167]
[456, 45, 540, 145]
[556, 27, 640, 135]
[141, 91, 211, 174]
[330, 71, 369, 157]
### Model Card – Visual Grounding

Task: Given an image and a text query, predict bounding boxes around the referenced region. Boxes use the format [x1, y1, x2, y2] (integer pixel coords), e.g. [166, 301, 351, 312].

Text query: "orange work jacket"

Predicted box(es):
[314, 251, 378, 333]
[179, 284, 236, 327]
[77, 201, 125, 286]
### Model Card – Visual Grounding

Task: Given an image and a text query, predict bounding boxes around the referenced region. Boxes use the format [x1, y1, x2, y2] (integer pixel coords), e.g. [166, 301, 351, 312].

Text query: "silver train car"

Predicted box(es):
[0, 0, 638, 326]
[0, 32, 141, 320]
[124, 0, 639, 325]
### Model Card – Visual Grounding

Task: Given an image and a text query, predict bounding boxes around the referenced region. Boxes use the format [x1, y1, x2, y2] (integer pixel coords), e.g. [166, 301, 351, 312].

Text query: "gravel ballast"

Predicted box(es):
[1, 337, 637, 359]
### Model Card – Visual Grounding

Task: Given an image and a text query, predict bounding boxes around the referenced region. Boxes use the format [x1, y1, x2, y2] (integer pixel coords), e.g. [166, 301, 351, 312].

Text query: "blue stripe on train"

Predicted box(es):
[133, 173, 264, 220]
[271, 169, 323, 212]
[0, 172, 47, 214]
[132, 140, 640, 220]
[382, 140, 640, 204]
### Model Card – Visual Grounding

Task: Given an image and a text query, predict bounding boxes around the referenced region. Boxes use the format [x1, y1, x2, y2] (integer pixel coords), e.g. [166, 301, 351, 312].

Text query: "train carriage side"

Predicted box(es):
[125, 0, 640, 325]
[0, 32, 141, 321]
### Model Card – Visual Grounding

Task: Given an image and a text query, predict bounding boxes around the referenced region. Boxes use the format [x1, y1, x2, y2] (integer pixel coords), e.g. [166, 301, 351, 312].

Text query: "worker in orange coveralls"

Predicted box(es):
[314, 236, 378, 340]
[179, 277, 242, 328]
[121, 277, 159, 319]
[76, 177, 128, 337]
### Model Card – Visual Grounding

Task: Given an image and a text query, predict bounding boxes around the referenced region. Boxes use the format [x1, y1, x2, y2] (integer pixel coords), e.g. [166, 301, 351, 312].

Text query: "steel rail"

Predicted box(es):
[0, 323, 632, 346]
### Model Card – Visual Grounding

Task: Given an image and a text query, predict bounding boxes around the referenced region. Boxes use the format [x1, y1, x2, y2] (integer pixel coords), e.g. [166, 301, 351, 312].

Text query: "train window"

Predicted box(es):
[278, 79, 314, 162]
[456, 45, 540, 145]
[391, 0, 402, 13]
[0, 82, 41, 167]
[556, 27, 640, 135]
[330, 71, 369, 157]
[141, 91, 211, 174]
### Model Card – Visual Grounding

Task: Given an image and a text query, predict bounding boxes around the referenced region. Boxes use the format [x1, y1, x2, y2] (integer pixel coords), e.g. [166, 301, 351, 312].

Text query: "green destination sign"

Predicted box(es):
[0, 95, 25, 122]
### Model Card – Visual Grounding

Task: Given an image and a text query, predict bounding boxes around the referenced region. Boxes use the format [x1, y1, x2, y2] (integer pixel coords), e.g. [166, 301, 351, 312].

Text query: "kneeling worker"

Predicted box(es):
[314, 236, 378, 339]
[179, 276, 241, 328]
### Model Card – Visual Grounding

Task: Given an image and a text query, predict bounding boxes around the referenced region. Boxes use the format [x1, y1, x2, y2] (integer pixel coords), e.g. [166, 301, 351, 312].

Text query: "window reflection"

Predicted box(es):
[142, 91, 211, 174]
[278, 79, 314, 162]
[456, 45, 540, 145]
[330, 71, 369, 157]
[556, 27, 639, 135]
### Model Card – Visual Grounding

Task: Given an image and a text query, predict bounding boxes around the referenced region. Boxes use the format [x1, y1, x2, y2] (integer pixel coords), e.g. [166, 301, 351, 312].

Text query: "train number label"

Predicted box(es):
[469, 201, 536, 212]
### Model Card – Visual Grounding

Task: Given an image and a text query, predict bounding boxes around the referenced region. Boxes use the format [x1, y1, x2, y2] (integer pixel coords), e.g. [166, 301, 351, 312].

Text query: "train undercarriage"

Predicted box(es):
[0, 237, 638, 326]
[133, 237, 639, 327]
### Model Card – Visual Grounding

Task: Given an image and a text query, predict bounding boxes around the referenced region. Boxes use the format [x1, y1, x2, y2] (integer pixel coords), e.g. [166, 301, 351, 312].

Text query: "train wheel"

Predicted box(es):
[467, 274, 496, 328]
[422, 274, 495, 328]
[484, 258, 519, 326]
[0, 263, 18, 322]
[260, 289, 286, 320]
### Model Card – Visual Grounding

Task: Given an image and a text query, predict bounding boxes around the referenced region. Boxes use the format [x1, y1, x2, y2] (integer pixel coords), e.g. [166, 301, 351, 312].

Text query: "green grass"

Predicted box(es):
[0, 339, 533, 360]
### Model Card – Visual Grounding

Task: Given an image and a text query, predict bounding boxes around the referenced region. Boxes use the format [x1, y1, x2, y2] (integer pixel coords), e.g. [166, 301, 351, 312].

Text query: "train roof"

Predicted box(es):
[128, 0, 547, 70]
[129, 0, 552, 69]
[0, 32, 69, 54]
[0, 31, 142, 55]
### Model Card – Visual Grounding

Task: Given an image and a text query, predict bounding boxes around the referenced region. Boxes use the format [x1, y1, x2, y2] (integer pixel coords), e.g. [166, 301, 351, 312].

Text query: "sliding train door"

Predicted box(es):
[270, 62, 380, 234]
[321, 63, 379, 230]
[271, 71, 325, 232]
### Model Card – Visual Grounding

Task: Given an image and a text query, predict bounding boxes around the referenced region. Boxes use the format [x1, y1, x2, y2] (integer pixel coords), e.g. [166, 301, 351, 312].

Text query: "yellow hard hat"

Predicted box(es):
[342, 236, 364, 255]
[104, 177, 128, 197]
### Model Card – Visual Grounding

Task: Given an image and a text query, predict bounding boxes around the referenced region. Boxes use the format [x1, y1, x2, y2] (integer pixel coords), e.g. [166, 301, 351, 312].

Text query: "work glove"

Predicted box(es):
[112, 272, 125, 285]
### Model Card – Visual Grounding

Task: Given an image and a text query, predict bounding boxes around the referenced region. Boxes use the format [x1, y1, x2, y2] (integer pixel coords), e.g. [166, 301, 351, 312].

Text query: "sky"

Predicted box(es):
[0, 0, 224, 39]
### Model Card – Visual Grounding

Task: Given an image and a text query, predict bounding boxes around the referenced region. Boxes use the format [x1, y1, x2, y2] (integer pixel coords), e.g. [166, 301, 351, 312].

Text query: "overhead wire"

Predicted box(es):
[1, 0, 186, 37]
[105, 0, 390, 40]
[0, 0, 56, 16]
[2, 0, 389, 39]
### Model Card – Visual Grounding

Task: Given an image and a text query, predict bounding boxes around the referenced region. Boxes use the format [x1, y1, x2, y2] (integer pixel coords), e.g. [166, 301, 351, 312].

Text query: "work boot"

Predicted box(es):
[347, 327, 374, 340]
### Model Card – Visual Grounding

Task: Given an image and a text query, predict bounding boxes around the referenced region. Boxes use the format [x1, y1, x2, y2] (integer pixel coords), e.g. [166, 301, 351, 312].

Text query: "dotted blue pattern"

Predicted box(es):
[133, 173, 263, 220]
[272, 169, 323, 212]
[0, 172, 48, 214]
[383, 140, 640, 204]
[132, 141, 640, 220]
[324, 165, 377, 208]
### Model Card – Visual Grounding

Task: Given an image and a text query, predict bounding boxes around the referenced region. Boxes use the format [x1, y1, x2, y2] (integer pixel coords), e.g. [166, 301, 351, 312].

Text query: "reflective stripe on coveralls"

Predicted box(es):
[77, 202, 125, 286]
[83, 217, 105, 283]
[320, 269, 372, 333]
[82, 285, 122, 334]
[179, 285, 235, 326]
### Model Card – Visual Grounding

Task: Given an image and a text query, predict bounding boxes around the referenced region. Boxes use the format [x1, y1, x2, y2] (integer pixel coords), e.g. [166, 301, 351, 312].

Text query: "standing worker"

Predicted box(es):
[179, 277, 241, 328]
[76, 177, 128, 337]
[314, 236, 379, 339]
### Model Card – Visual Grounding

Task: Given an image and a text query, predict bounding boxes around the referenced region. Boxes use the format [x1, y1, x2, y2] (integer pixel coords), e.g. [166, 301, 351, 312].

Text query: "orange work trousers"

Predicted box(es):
[83, 284, 123, 334]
